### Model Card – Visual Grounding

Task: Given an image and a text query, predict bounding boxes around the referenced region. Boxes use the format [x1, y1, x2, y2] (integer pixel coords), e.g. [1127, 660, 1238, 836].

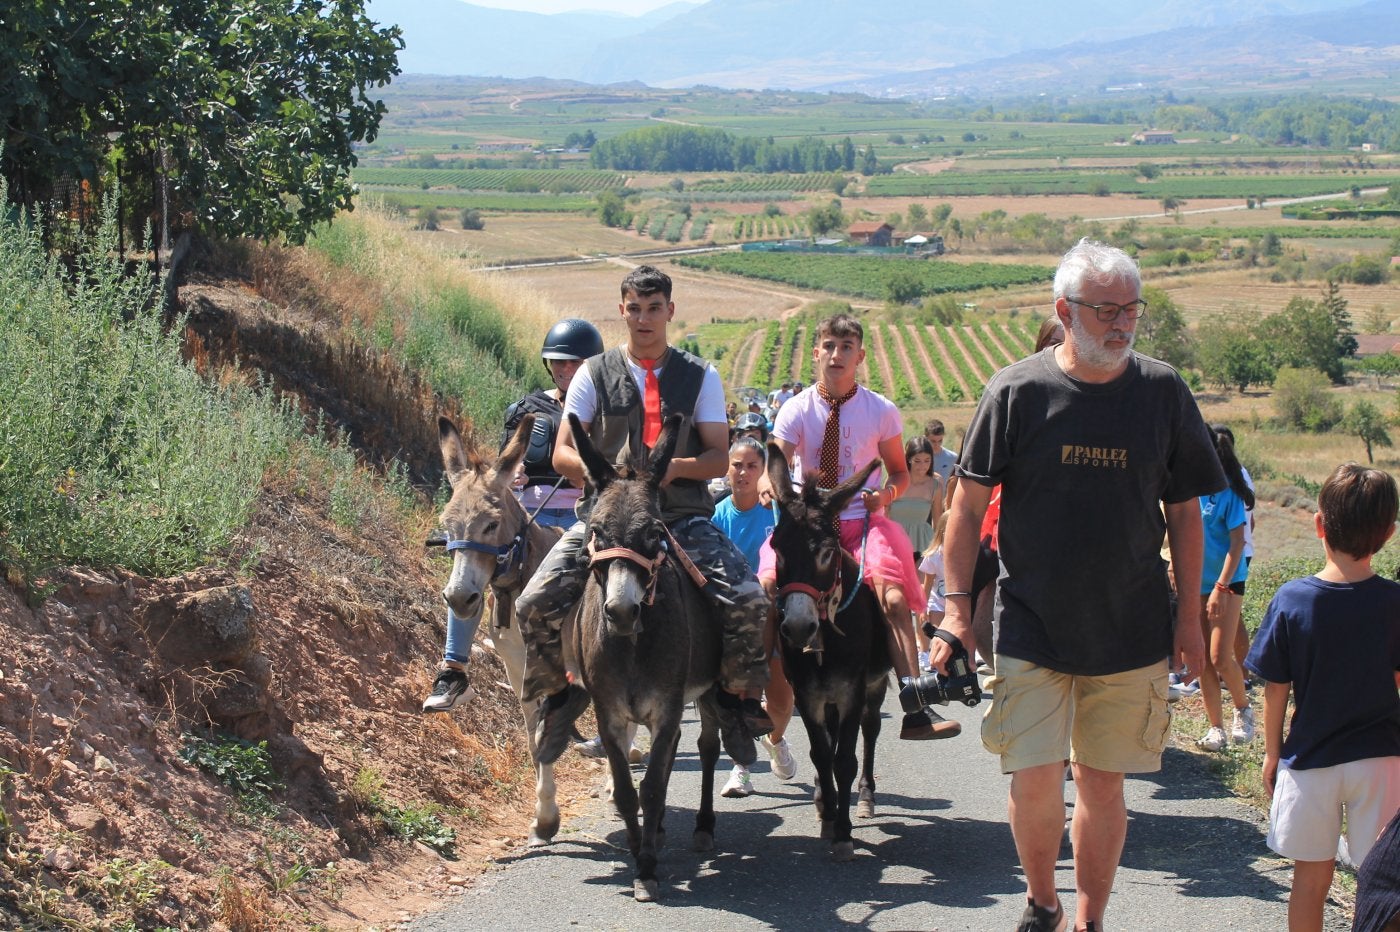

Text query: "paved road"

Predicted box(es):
[411, 691, 1349, 931]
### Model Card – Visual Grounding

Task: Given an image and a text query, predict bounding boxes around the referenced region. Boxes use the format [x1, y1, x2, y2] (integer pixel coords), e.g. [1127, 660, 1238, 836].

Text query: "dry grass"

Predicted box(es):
[414, 213, 649, 263]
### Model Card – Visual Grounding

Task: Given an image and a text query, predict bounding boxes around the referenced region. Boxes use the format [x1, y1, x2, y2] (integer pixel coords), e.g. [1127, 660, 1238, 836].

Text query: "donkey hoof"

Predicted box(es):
[692, 830, 714, 852]
[831, 840, 856, 861]
[855, 799, 875, 819]
[819, 819, 835, 841]
[528, 830, 553, 848]
[634, 878, 661, 902]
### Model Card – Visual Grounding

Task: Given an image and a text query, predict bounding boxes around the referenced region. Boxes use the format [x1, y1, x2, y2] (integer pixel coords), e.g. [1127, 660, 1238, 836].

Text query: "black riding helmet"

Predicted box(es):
[541, 318, 604, 367]
[734, 412, 768, 439]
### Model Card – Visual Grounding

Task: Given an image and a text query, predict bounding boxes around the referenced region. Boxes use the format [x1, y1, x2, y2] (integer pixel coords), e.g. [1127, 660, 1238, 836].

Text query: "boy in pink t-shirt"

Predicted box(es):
[760, 313, 959, 741]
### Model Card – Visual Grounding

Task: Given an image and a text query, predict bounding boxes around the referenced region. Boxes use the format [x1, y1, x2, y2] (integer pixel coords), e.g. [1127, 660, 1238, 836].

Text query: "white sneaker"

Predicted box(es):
[762, 736, 797, 781]
[1167, 679, 1200, 703]
[1232, 705, 1256, 744]
[628, 744, 644, 765]
[1197, 726, 1227, 752]
[721, 764, 753, 798]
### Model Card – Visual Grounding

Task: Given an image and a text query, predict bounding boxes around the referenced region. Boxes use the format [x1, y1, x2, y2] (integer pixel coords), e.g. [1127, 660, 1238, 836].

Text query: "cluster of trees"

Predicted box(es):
[2, 0, 401, 245]
[1194, 282, 1357, 392]
[910, 93, 1400, 151]
[589, 126, 881, 175]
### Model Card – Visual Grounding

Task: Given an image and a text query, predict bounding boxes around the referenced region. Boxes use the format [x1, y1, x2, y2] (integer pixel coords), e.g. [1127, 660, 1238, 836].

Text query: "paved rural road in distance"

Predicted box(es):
[410, 691, 1349, 931]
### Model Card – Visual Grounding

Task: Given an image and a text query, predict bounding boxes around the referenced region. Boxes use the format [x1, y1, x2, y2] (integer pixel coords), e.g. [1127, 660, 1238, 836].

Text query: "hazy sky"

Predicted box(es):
[470, 0, 681, 14]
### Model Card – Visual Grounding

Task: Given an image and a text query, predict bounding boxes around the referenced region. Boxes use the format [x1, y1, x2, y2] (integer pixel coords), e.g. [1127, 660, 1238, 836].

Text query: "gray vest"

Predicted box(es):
[584, 346, 714, 522]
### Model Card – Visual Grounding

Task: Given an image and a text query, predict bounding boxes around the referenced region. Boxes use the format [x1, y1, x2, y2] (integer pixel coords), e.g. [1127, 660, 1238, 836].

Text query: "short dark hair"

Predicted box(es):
[620, 265, 672, 301]
[923, 418, 945, 436]
[816, 313, 863, 344]
[1318, 462, 1398, 559]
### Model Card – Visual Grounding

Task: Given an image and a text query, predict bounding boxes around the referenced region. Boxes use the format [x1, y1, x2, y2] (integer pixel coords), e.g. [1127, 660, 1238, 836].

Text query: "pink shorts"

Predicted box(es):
[758, 512, 925, 606]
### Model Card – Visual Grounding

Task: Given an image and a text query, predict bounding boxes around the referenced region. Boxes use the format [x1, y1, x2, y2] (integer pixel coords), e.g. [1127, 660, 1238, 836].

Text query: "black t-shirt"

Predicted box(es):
[957, 349, 1224, 675]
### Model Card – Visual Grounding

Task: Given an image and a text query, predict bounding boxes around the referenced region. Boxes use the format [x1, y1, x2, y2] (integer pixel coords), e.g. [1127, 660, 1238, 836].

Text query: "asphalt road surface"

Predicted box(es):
[411, 690, 1349, 931]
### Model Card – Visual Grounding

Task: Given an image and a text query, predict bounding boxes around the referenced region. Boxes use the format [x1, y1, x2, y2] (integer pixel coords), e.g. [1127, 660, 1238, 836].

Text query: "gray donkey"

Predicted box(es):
[437, 414, 569, 847]
[568, 411, 725, 902]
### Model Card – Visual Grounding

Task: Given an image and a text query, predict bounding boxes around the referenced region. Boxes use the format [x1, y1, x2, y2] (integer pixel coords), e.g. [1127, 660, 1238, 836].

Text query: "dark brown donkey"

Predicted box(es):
[766, 444, 890, 860]
[438, 414, 569, 847]
[568, 412, 725, 902]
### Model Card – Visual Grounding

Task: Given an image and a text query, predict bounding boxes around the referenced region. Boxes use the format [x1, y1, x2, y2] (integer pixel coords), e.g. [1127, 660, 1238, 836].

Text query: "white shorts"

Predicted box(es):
[1267, 756, 1400, 863]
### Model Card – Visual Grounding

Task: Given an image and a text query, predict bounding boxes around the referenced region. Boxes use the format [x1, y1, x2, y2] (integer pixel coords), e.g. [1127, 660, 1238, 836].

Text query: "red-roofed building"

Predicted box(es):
[847, 221, 893, 246]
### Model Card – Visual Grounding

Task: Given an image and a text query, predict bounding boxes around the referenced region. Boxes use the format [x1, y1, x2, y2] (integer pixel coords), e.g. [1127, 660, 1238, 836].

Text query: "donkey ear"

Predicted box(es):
[492, 414, 532, 491]
[828, 458, 882, 516]
[439, 416, 472, 489]
[570, 412, 615, 491]
[646, 414, 683, 490]
[765, 442, 797, 507]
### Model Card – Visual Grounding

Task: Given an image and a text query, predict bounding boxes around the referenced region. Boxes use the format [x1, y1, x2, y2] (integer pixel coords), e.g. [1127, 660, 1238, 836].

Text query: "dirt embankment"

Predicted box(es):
[0, 246, 582, 929]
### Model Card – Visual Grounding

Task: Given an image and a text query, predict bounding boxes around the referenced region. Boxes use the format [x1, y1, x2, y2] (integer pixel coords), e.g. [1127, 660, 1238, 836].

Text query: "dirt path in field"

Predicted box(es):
[946, 328, 988, 393]
[885, 323, 926, 402]
[926, 325, 974, 397]
[788, 326, 808, 381]
[904, 324, 948, 395]
[867, 326, 899, 396]
[961, 326, 1002, 377]
[732, 328, 768, 387]
[980, 323, 1019, 367]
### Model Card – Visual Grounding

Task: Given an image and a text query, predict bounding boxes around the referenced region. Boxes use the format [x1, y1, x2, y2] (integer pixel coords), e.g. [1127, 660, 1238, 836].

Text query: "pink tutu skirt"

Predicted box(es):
[758, 512, 925, 606]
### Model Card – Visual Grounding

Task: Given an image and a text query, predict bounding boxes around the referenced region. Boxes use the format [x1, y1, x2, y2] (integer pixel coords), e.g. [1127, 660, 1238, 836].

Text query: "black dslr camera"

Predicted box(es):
[899, 628, 982, 711]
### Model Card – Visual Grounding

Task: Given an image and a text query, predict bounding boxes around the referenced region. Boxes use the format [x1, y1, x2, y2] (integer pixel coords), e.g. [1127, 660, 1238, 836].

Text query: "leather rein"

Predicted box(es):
[586, 526, 708, 606]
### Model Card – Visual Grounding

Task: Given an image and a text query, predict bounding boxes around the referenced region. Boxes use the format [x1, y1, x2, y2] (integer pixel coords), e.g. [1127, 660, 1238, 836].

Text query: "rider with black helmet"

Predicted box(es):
[423, 317, 604, 713]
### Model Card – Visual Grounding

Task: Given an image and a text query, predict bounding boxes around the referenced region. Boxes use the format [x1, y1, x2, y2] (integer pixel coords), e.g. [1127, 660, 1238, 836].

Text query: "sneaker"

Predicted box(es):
[1231, 705, 1256, 744]
[762, 736, 797, 780]
[1167, 679, 1200, 703]
[1197, 726, 1227, 752]
[900, 707, 962, 740]
[421, 666, 470, 712]
[1016, 897, 1067, 932]
[576, 735, 646, 764]
[533, 684, 591, 765]
[721, 765, 753, 798]
[917, 650, 932, 672]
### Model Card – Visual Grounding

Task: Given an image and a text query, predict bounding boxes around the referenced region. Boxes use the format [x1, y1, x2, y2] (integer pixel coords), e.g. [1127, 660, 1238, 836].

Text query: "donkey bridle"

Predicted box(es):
[586, 526, 709, 606]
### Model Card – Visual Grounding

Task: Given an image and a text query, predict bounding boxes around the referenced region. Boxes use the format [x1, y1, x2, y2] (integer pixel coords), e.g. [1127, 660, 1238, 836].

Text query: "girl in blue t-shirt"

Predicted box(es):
[1196, 425, 1257, 752]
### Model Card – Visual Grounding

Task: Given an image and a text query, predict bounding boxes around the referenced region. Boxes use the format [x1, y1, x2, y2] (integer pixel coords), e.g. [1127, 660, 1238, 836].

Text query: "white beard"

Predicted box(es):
[1068, 311, 1135, 371]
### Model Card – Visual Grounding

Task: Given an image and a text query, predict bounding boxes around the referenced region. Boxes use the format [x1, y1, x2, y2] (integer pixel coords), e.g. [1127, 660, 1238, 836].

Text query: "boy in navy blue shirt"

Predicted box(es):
[1246, 462, 1400, 932]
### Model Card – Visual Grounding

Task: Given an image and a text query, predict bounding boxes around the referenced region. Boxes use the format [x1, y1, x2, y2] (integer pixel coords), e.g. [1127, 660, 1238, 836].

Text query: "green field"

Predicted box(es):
[865, 171, 1400, 199]
[352, 167, 627, 191]
[678, 253, 1054, 300]
[360, 190, 597, 212]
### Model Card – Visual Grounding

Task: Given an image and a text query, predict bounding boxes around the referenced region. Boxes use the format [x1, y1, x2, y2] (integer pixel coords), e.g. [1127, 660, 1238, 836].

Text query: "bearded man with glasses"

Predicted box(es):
[932, 239, 1224, 932]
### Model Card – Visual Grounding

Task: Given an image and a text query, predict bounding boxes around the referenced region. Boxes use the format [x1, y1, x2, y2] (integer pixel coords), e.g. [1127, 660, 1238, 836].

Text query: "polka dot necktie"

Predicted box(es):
[816, 383, 858, 489]
[639, 357, 662, 447]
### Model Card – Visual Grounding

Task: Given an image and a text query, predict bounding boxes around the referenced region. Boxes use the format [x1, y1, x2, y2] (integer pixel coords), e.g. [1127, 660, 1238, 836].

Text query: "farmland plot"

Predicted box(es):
[676, 253, 1054, 300]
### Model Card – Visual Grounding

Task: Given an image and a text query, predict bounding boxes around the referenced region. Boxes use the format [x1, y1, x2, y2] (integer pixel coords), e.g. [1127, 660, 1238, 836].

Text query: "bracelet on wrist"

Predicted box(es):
[943, 591, 972, 598]
[1213, 582, 1232, 594]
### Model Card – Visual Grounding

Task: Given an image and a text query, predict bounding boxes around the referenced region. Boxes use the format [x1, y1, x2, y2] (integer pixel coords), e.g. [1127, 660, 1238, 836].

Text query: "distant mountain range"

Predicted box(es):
[366, 0, 1400, 96]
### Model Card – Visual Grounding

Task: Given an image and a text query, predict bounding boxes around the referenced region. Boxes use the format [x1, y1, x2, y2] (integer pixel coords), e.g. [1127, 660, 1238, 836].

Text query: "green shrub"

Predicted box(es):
[0, 199, 295, 582]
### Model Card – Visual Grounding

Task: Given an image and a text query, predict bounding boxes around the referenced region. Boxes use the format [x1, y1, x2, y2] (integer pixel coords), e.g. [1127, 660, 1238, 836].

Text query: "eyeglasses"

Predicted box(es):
[1066, 298, 1148, 322]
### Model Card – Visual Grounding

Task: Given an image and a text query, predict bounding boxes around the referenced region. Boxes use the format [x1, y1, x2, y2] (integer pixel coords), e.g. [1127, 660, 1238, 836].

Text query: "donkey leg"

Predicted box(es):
[692, 696, 723, 852]
[856, 679, 885, 820]
[634, 715, 682, 902]
[830, 707, 863, 861]
[596, 712, 641, 861]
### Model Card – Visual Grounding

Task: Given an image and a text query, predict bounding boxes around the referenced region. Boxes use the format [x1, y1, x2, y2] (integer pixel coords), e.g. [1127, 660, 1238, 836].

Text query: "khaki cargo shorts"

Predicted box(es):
[980, 654, 1172, 775]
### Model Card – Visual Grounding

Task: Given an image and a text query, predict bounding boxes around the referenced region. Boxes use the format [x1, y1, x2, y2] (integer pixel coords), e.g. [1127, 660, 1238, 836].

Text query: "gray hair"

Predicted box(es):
[729, 436, 766, 462]
[1053, 238, 1140, 303]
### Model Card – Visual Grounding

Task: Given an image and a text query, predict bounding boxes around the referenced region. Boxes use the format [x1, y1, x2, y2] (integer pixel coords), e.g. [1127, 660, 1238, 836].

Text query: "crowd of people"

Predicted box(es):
[422, 247, 1400, 932]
